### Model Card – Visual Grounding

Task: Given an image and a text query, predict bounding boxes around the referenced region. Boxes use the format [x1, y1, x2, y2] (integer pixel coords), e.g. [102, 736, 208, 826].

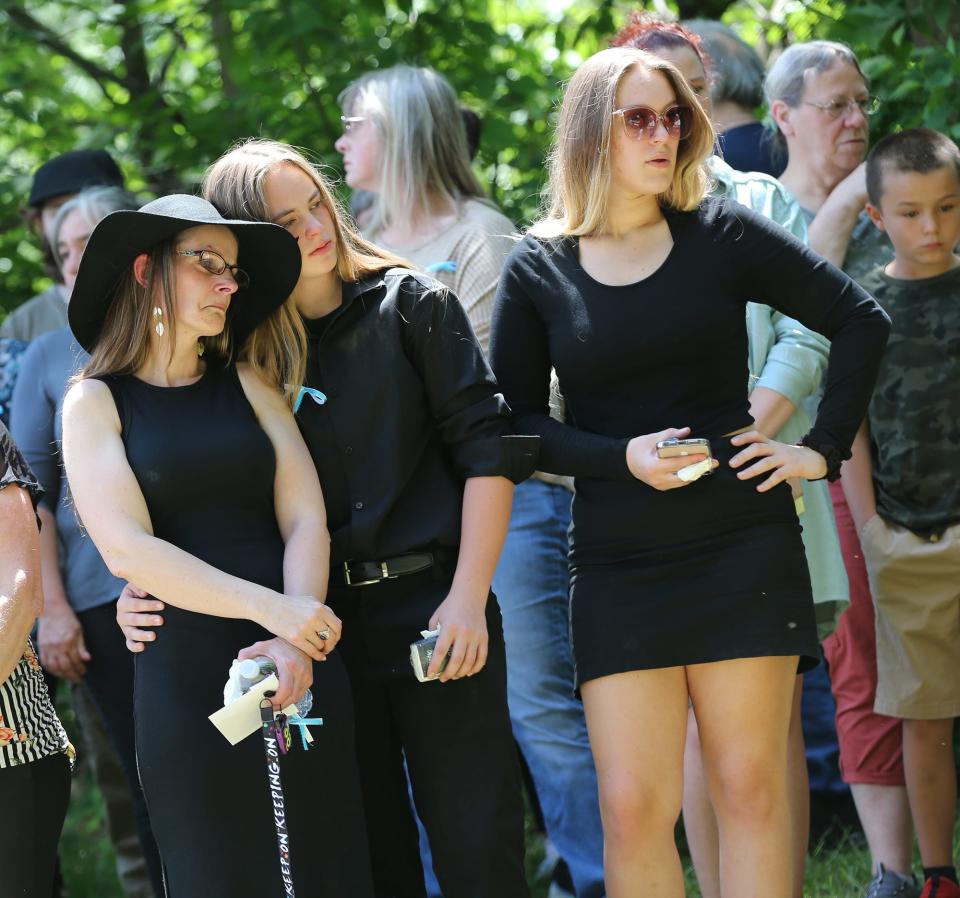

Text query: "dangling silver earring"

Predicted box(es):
[196, 340, 205, 357]
[153, 307, 164, 337]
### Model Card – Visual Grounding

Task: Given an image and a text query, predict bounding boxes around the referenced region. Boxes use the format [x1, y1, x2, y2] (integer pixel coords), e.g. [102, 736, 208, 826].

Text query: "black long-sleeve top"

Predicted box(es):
[296, 269, 537, 570]
[489, 198, 890, 487]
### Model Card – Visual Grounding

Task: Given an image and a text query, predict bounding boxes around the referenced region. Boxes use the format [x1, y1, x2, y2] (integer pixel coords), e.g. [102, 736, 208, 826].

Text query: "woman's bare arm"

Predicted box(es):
[35, 506, 90, 681]
[748, 386, 797, 439]
[0, 484, 43, 682]
[234, 365, 335, 708]
[237, 365, 330, 609]
[61, 378, 332, 661]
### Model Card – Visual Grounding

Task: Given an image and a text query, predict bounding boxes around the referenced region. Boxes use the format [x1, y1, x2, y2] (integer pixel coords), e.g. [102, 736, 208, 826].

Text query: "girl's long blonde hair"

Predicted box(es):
[532, 48, 715, 239]
[201, 139, 410, 403]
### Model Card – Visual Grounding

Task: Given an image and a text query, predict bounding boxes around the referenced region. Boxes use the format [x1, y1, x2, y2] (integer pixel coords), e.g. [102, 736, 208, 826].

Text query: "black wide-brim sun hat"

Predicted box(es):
[69, 194, 302, 354]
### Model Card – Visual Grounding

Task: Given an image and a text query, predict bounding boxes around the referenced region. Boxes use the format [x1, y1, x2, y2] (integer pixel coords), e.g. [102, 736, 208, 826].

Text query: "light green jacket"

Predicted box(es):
[710, 156, 848, 636]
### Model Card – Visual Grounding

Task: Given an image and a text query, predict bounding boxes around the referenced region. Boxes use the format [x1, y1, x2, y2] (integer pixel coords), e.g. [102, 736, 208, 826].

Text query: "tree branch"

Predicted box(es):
[117, 4, 152, 96]
[4, 7, 126, 90]
[155, 29, 185, 88]
[206, 0, 240, 99]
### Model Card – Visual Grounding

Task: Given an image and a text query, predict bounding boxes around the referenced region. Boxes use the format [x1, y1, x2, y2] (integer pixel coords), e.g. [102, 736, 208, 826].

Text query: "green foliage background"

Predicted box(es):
[1, 0, 957, 318]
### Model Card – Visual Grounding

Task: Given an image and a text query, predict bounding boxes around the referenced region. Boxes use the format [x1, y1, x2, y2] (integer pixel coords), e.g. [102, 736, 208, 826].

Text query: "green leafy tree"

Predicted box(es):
[0, 0, 615, 316]
[1, 0, 955, 320]
[822, 0, 960, 140]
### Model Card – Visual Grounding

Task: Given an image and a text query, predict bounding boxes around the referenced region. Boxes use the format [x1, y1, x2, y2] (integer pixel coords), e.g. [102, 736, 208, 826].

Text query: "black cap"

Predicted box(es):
[28, 149, 125, 208]
[68, 194, 302, 354]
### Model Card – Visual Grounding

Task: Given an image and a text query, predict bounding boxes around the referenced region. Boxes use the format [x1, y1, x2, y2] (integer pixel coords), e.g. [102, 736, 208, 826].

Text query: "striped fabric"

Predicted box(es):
[0, 639, 70, 768]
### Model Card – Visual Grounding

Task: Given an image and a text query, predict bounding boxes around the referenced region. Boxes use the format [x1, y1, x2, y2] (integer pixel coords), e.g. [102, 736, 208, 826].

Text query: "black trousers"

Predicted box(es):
[0, 752, 71, 897]
[76, 601, 165, 895]
[330, 570, 530, 898]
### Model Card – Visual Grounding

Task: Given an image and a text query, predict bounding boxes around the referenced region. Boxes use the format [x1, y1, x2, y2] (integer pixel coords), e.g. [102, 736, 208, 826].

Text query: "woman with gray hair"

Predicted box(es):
[766, 40, 891, 278]
[9, 185, 166, 895]
[335, 64, 515, 350]
[767, 41, 917, 898]
[684, 19, 782, 176]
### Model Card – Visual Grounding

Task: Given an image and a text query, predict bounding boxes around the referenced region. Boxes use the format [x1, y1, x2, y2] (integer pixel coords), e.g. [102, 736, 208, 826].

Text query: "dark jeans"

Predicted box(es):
[0, 752, 71, 896]
[77, 602, 164, 895]
[330, 573, 530, 898]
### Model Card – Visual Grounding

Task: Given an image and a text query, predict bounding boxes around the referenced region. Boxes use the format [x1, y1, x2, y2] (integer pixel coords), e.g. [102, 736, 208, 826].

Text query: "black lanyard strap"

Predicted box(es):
[259, 700, 296, 897]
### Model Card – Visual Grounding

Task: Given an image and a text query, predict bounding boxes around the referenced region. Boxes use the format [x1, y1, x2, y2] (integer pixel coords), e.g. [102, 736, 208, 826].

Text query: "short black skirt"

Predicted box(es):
[569, 439, 820, 688]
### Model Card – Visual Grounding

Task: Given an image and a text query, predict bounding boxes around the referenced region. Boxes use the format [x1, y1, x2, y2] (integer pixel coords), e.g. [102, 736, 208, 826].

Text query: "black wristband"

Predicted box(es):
[798, 434, 847, 482]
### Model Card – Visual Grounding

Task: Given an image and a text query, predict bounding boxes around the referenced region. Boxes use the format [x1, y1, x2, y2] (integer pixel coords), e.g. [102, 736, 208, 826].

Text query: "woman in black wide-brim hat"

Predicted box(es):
[60, 194, 375, 897]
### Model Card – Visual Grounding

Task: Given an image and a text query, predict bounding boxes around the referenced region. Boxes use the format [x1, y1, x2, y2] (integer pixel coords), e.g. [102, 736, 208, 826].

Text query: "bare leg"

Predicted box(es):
[902, 718, 957, 868]
[689, 656, 797, 898]
[684, 676, 807, 898]
[788, 677, 809, 898]
[682, 706, 721, 898]
[850, 783, 915, 875]
[581, 667, 689, 898]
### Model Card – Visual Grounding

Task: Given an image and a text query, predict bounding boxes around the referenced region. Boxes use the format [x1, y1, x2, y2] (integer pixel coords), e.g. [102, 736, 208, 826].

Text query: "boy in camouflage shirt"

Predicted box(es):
[843, 128, 960, 898]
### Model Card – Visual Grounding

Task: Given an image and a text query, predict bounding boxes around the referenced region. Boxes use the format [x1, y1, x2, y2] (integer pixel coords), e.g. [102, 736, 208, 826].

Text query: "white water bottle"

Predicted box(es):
[237, 657, 313, 717]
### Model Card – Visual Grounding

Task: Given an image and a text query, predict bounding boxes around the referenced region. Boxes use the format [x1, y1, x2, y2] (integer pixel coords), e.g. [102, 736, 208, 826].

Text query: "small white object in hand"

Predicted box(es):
[223, 658, 252, 706]
[677, 458, 714, 483]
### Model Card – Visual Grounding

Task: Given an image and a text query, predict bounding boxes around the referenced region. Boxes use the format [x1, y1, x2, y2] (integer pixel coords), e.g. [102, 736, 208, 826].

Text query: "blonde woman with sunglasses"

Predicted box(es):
[489, 48, 890, 898]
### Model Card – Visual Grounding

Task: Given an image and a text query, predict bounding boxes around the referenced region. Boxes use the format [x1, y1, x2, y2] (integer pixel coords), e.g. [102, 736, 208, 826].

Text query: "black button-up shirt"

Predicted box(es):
[296, 269, 538, 570]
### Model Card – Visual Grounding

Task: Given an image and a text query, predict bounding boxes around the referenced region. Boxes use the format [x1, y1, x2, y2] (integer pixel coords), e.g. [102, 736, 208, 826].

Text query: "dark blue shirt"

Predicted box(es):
[717, 122, 784, 178]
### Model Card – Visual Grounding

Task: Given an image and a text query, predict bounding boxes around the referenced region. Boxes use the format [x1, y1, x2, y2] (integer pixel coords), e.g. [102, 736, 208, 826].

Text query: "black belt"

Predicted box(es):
[337, 550, 456, 588]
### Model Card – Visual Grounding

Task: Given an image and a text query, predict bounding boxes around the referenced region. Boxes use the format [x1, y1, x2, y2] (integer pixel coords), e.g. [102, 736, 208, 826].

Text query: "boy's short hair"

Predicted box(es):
[866, 128, 960, 207]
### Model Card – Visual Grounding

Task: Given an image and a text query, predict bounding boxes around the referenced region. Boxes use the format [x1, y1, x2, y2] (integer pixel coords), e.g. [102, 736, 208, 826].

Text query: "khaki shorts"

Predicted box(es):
[859, 515, 960, 720]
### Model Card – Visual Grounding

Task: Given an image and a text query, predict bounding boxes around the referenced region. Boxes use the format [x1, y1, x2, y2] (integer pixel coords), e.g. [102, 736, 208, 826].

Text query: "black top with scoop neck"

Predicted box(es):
[490, 197, 890, 563]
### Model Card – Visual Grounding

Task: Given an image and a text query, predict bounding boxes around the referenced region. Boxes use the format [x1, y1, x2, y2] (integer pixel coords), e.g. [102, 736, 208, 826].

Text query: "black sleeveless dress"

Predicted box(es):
[100, 362, 373, 898]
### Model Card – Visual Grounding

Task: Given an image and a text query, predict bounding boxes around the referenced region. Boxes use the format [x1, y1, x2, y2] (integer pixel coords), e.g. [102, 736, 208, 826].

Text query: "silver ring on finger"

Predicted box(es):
[316, 628, 331, 641]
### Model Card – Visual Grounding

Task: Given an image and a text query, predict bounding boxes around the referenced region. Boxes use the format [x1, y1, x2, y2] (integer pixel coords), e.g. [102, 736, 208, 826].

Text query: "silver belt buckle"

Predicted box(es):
[343, 561, 382, 587]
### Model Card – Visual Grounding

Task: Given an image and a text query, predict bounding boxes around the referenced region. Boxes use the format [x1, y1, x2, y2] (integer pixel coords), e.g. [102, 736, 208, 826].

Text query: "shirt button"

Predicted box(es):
[354, 501, 364, 510]
[929, 533, 941, 543]
[345, 446, 353, 455]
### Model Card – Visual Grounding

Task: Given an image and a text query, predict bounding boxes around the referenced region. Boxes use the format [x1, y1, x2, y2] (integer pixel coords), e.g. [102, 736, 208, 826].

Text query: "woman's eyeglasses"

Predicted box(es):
[612, 104, 692, 141]
[340, 115, 367, 133]
[176, 250, 249, 289]
[802, 96, 881, 119]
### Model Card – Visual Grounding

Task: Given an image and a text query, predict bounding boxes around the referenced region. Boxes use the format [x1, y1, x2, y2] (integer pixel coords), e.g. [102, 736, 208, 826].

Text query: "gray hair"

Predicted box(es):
[764, 40, 868, 165]
[684, 19, 765, 110]
[338, 65, 486, 233]
[51, 185, 138, 267]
